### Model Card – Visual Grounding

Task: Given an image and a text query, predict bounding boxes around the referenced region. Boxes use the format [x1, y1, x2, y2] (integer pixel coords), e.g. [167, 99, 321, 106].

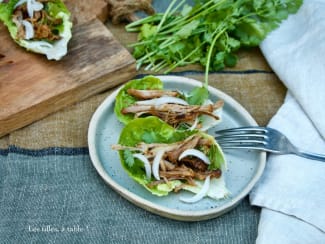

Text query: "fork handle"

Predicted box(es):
[295, 150, 325, 162]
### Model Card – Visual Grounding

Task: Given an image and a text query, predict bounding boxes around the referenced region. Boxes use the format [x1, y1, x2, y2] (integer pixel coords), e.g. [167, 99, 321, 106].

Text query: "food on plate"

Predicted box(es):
[113, 76, 229, 202]
[112, 116, 229, 202]
[0, 0, 72, 60]
[114, 75, 224, 131]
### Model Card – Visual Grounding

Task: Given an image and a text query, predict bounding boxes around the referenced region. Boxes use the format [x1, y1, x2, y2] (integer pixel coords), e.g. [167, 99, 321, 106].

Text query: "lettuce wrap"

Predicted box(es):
[112, 116, 229, 201]
[0, 0, 72, 60]
[114, 75, 224, 131]
[114, 76, 164, 124]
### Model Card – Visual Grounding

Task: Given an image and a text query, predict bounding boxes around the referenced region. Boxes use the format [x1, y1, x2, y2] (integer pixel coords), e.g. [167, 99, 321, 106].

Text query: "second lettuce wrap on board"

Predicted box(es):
[0, 0, 72, 60]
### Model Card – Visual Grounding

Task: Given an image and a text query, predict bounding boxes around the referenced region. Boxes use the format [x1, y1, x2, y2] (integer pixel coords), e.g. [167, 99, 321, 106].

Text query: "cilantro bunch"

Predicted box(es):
[126, 0, 302, 85]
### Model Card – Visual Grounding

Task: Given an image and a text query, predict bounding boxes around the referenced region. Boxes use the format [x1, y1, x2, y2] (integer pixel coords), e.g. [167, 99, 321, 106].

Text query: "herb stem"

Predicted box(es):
[126, 14, 163, 31]
[169, 0, 187, 16]
[160, 0, 214, 32]
[156, 0, 179, 33]
[204, 27, 227, 87]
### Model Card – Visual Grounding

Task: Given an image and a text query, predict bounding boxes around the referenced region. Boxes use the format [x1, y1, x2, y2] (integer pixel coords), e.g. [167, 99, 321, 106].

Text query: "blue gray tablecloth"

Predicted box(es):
[0, 147, 260, 243]
[0, 0, 288, 243]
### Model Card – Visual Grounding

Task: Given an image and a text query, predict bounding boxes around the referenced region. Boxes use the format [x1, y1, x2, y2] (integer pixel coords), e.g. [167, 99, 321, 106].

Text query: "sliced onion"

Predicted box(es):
[133, 153, 151, 179]
[15, 0, 44, 18]
[36, 41, 53, 48]
[31, 0, 43, 11]
[180, 176, 211, 203]
[178, 148, 211, 165]
[135, 96, 189, 106]
[14, 0, 28, 9]
[152, 149, 165, 180]
[200, 99, 223, 131]
[27, 0, 35, 17]
[188, 117, 199, 131]
[21, 20, 34, 40]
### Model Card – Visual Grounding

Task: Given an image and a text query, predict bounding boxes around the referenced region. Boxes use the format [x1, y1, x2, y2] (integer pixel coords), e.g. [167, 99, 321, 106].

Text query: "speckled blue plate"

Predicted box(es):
[88, 75, 266, 221]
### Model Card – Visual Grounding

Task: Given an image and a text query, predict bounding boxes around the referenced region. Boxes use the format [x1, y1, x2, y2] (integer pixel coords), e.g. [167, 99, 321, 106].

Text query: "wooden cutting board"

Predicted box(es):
[0, 0, 136, 137]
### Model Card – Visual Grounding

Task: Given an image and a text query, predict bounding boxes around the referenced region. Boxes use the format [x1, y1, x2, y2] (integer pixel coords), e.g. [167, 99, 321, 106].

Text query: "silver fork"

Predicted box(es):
[215, 126, 325, 162]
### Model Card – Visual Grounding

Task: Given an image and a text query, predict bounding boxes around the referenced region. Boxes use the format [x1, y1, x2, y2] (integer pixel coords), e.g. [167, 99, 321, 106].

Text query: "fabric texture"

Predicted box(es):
[0, 150, 260, 244]
[250, 0, 325, 242]
[0, 1, 290, 243]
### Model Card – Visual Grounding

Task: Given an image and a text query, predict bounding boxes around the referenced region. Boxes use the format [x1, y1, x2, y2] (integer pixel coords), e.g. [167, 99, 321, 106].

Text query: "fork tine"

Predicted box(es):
[216, 133, 267, 141]
[217, 139, 267, 151]
[217, 138, 267, 145]
[215, 126, 267, 135]
[218, 140, 267, 146]
[215, 126, 268, 151]
[217, 143, 267, 151]
[215, 127, 267, 144]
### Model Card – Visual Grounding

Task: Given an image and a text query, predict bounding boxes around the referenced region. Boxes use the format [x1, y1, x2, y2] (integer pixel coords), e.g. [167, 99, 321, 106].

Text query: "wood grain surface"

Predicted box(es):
[0, 0, 136, 137]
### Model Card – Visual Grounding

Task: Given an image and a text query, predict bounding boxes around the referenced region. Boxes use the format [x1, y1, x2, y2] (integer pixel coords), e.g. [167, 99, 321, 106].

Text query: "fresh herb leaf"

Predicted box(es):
[187, 86, 209, 105]
[175, 20, 200, 39]
[140, 23, 157, 39]
[126, 0, 303, 86]
[124, 150, 135, 167]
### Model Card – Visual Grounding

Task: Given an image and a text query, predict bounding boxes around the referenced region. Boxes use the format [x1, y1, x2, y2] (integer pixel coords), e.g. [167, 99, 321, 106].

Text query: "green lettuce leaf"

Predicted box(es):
[0, 1, 18, 37]
[114, 76, 164, 125]
[117, 116, 226, 196]
[0, 0, 72, 60]
[114, 75, 213, 125]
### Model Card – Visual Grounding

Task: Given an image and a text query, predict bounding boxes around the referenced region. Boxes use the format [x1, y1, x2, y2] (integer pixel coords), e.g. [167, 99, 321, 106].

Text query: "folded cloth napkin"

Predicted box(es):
[250, 0, 325, 243]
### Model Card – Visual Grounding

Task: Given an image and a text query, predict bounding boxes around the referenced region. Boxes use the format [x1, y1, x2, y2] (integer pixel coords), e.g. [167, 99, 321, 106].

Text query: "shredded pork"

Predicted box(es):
[122, 88, 224, 128]
[112, 133, 222, 192]
[127, 88, 181, 99]
[122, 100, 223, 127]
[12, 1, 63, 41]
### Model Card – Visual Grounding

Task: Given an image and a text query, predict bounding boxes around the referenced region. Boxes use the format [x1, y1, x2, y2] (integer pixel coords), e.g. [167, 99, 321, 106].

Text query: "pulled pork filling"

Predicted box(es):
[112, 134, 222, 192]
[127, 88, 181, 99]
[12, 0, 62, 41]
[122, 88, 224, 128]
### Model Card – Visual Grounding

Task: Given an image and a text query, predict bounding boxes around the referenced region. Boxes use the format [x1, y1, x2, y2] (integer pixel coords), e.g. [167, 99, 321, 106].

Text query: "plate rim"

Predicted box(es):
[88, 75, 266, 221]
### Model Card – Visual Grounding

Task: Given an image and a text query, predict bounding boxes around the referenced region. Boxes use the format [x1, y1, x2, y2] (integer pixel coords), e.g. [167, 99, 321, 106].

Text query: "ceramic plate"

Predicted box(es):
[88, 75, 266, 221]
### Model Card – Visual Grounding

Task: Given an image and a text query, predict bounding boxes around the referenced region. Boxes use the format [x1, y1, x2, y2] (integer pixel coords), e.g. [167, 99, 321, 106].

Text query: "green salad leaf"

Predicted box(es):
[114, 75, 211, 125]
[117, 116, 225, 196]
[114, 75, 163, 124]
[0, 0, 19, 37]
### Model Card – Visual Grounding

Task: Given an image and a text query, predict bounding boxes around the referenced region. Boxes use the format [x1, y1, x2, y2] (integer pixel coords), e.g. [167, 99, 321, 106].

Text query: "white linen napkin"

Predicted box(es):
[249, 0, 325, 242]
